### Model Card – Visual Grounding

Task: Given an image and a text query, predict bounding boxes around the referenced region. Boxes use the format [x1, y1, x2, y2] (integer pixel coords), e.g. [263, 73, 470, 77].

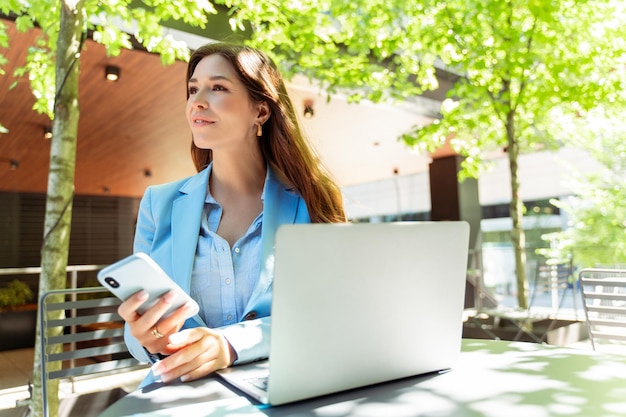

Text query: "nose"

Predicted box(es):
[189, 91, 208, 109]
[191, 98, 207, 110]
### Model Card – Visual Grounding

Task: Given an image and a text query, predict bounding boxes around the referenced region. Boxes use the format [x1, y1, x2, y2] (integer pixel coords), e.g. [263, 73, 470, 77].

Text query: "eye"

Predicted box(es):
[188, 86, 198, 95]
[212, 84, 227, 92]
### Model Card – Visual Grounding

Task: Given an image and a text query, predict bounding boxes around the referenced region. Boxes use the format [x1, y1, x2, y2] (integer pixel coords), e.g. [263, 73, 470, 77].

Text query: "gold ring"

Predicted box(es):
[151, 326, 164, 339]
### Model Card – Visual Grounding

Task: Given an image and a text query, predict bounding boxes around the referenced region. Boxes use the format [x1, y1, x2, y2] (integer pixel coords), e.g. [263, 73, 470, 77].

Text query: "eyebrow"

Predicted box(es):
[188, 75, 233, 83]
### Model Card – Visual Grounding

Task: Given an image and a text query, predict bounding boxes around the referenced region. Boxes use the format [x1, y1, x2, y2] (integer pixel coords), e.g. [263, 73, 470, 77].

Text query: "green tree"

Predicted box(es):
[399, 0, 625, 309]
[0, 1, 215, 416]
[229, 0, 626, 308]
[398, 1, 625, 309]
[541, 106, 626, 268]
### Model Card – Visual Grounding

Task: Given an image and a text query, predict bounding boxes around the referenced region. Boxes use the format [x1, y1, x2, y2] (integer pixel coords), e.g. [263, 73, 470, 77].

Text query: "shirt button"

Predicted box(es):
[225, 278, 231, 285]
[234, 247, 240, 253]
[227, 314, 233, 321]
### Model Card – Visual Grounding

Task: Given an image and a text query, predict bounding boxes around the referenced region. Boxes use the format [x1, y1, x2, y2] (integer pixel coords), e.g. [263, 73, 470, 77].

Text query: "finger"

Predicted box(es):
[135, 290, 178, 328]
[179, 334, 233, 382]
[158, 328, 197, 356]
[117, 290, 149, 322]
[122, 291, 184, 354]
[156, 330, 230, 382]
[154, 341, 204, 382]
[160, 345, 222, 383]
[153, 302, 197, 337]
[166, 327, 202, 349]
[179, 359, 223, 382]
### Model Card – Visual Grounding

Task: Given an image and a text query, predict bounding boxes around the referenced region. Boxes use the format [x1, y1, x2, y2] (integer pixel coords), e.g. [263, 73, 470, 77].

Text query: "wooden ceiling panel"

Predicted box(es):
[0, 19, 196, 197]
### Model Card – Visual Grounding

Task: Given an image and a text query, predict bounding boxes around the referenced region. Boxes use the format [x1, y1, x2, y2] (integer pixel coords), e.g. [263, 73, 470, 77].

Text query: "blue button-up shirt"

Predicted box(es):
[190, 181, 263, 329]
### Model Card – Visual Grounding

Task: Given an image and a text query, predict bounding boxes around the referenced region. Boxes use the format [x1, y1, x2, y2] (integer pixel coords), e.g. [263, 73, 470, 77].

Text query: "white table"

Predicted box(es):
[99, 338, 626, 417]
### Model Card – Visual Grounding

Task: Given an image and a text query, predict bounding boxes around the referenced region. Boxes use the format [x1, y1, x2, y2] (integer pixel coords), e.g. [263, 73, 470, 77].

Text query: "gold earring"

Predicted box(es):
[257, 123, 263, 138]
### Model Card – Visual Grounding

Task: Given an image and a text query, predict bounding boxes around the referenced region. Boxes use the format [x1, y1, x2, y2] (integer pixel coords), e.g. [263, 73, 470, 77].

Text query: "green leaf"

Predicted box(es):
[14, 15, 34, 32]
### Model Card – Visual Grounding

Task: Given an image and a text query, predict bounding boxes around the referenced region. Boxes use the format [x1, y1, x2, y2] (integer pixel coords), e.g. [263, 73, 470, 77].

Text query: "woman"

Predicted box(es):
[118, 42, 346, 385]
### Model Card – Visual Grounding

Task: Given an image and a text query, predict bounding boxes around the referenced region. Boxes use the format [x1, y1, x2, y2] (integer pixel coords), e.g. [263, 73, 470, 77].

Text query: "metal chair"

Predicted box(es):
[579, 268, 626, 353]
[534, 261, 576, 312]
[39, 287, 148, 417]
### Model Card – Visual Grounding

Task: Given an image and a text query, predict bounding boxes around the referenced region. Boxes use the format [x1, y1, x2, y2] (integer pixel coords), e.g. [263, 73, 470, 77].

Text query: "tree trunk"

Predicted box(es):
[31, 2, 85, 417]
[506, 110, 528, 309]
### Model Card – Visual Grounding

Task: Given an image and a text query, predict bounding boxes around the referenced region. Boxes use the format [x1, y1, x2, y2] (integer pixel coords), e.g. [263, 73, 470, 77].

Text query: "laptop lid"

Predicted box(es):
[218, 221, 470, 405]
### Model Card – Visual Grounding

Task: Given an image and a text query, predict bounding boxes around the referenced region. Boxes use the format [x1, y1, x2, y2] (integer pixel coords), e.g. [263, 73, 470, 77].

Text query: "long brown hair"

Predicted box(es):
[187, 42, 346, 223]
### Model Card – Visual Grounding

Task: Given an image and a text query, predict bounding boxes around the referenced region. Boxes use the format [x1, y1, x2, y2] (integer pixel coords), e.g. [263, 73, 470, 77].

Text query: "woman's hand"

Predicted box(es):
[117, 289, 196, 355]
[152, 327, 236, 383]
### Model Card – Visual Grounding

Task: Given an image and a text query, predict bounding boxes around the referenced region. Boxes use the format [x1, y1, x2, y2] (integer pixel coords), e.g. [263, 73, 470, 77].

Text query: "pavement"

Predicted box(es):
[0, 348, 33, 412]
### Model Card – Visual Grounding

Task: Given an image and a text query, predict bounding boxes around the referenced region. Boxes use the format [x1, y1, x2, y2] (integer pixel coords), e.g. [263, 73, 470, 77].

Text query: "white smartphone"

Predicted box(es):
[97, 252, 199, 320]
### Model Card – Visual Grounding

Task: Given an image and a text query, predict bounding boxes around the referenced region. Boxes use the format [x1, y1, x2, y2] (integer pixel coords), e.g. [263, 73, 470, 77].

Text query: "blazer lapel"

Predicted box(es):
[171, 168, 209, 292]
[243, 168, 301, 314]
[168, 166, 304, 316]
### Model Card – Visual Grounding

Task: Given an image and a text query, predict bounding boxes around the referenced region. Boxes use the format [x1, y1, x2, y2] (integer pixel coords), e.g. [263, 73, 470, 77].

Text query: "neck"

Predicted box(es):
[210, 153, 266, 198]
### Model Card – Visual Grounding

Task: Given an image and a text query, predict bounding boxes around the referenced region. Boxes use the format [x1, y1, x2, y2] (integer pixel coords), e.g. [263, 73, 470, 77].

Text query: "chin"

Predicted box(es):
[192, 137, 215, 149]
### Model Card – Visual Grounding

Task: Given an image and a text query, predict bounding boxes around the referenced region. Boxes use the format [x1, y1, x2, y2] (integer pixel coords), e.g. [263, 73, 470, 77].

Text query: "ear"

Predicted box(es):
[256, 101, 271, 125]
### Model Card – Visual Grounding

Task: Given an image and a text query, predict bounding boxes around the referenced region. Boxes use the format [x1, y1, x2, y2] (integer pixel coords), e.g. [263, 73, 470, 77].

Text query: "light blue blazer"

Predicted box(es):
[125, 166, 311, 375]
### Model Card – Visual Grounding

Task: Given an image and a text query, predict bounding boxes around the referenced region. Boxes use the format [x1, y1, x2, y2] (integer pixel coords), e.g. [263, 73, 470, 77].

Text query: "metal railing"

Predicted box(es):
[0, 264, 106, 290]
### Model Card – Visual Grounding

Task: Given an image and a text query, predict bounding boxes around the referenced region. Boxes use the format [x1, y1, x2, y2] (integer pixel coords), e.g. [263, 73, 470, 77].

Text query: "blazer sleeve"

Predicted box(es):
[219, 316, 270, 364]
[133, 186, 156, 255]
[124, 186, 158, 364]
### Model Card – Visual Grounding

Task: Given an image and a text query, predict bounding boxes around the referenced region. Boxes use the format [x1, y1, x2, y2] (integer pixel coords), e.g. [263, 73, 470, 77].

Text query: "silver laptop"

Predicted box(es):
[217, 221, 470, 406]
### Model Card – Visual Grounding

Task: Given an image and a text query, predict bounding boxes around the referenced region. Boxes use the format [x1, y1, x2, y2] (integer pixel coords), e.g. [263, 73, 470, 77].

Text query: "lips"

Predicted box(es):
[191, 117, 215, 127]
[191, 114, 214, 126]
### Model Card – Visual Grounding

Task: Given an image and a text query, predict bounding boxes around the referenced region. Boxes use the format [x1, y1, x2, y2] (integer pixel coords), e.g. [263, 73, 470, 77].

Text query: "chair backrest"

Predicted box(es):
[579, 268, 626, 352]
[534, 262, 572, 293]
[39, 286, 146, 417]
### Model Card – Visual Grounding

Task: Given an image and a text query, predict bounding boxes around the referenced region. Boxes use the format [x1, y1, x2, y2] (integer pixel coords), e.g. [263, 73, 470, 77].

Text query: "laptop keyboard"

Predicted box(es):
[245, 375, 269, 392]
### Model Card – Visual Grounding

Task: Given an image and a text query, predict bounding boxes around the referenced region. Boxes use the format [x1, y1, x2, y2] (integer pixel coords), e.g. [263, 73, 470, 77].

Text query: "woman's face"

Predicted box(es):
[186, 54, 261, 152]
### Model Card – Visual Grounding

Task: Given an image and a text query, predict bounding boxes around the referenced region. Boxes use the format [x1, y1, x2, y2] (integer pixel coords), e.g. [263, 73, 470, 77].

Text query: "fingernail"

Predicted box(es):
[169, 332, 185, 345]
[162, 290, 176, 303]
[137, 290, 149, 301]
[180, 374, 190, 382]
[151, 363, 162, 376]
